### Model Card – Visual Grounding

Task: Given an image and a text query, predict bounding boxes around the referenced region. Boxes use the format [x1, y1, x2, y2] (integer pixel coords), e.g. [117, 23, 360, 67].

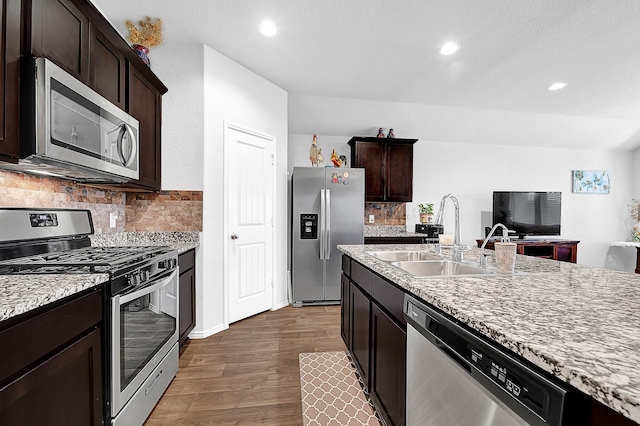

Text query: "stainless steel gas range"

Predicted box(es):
[0, 208, 179, 426]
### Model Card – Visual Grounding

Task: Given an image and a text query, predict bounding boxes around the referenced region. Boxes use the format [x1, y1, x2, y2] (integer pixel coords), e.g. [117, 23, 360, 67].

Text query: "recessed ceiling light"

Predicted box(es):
[546, 82, 568, 91]
[258, 21, 278, 37]
[439, 42, 459, 56]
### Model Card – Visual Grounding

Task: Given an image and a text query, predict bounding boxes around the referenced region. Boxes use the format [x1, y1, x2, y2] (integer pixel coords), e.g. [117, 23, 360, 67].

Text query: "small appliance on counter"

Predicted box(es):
[415, 223, 444, 239]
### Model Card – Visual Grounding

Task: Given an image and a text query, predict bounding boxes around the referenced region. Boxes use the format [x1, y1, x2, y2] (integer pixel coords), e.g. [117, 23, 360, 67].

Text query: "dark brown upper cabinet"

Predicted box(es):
[348, 137, 417, 202]
[7, 0, 168, 191]
[89, 23, 125, 109]
[127, 65, 162, 191]
[29, 0, 90, 82]
[0, 0, 21, 162]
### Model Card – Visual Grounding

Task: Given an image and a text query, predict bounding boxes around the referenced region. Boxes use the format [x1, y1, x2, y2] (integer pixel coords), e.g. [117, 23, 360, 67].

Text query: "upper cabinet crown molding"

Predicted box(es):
[348, 136, 417, 202]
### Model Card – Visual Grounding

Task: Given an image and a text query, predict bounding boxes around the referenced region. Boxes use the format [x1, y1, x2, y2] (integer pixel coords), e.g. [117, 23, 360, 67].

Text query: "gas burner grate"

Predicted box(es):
[0, 246, 171, 274]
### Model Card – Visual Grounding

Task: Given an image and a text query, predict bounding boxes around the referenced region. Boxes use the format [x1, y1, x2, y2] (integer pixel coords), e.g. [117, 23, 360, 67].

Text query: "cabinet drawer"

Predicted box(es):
[178, 249, 195, 273]
[342, 255, 351, 277]
[351, 261, 372, 295]
[371, 274, 406, 326]
[0, 287, 102, 385]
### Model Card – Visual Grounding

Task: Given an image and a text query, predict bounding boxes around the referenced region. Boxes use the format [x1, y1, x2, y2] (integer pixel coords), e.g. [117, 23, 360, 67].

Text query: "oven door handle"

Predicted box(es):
[119, 269, 177, 304]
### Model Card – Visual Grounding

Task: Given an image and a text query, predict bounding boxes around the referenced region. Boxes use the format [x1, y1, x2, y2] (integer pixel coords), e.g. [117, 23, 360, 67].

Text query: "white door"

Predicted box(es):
[224, 122, 275, 324]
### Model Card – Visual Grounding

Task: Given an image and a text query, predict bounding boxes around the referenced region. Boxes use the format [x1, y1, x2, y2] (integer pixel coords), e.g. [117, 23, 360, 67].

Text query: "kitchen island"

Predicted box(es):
[338, 243, 640, 425]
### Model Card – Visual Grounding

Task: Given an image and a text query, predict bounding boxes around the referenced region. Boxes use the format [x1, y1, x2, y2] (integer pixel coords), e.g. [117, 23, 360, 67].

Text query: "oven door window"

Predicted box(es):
[119, 287, 176, 391]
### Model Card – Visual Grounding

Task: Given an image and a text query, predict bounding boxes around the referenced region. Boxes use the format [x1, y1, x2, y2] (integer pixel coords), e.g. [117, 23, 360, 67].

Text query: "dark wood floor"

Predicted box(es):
[144, 305, 345, 425]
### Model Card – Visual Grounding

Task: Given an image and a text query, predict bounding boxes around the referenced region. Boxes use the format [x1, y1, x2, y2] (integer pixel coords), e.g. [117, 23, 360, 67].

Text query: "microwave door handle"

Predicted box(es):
[117, 123, 137, 167]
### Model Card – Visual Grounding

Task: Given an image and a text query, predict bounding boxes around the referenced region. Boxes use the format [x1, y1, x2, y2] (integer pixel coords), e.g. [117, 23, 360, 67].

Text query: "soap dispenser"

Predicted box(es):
[494, 228, 517, 273]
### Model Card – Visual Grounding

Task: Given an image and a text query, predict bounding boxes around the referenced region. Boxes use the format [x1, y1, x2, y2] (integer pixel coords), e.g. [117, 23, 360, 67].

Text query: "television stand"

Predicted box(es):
[476, 239, 580, 263]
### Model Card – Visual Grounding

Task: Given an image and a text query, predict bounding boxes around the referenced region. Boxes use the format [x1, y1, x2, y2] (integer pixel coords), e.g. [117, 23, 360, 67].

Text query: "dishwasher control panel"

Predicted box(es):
[468, 345, 537, 406]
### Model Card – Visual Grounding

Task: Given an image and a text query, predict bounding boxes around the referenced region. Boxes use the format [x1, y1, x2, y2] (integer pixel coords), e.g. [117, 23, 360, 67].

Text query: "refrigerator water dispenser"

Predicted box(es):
[300, 214, 318, 239]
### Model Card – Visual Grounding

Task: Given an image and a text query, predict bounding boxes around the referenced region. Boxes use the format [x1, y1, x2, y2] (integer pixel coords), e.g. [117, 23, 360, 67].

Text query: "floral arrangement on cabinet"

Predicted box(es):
[125, 16, 163, 67]
[630, 199, 640, 242]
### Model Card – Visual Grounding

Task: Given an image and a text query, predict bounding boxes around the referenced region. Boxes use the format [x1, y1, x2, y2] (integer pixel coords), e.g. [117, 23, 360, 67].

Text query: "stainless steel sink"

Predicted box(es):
[366, 251, 444, 262]
[391, 260, 492, 277]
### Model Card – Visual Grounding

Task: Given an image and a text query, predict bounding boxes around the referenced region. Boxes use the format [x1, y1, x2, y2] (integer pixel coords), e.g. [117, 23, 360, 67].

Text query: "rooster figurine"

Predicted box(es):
[309, 134, 320, 166]
[331, 149, 343, 167]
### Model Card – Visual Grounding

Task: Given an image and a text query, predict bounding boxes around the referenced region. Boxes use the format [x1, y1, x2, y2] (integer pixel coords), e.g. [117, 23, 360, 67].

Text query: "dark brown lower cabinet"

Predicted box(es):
[371, 303, 406, 426]
[343, 257, 407, 426]
[340, 273, 350, 346]
[350, 282, 371, 389]
[178, 249, 196, 348]
[0, 328, 103, 425]
[0, 287, 103, 425]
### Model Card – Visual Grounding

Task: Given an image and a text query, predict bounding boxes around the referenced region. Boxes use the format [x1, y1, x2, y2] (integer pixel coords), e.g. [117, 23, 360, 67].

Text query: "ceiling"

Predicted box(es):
[92, 0, 640, 149]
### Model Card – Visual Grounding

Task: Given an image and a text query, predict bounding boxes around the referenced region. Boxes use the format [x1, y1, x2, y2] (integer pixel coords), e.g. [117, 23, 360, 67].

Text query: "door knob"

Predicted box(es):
[230, 234, 239, 240]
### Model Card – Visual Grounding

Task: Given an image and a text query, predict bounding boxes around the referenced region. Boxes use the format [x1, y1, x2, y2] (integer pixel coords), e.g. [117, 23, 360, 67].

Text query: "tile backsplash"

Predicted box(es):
[0, 171, 202, 233]
[364, 202, 405, 225]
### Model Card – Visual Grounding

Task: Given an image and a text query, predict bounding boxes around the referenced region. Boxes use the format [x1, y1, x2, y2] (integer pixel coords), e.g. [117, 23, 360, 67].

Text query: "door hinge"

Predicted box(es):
[271, 153, 274, 166]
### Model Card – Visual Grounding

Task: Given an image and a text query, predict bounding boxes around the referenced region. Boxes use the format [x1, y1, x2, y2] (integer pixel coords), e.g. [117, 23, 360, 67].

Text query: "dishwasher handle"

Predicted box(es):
[418, 313, 474, 376]
[434, 337, 473, 374]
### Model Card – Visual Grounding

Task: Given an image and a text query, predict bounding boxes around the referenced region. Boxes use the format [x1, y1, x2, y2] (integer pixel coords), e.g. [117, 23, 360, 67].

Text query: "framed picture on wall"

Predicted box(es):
[572, 170, 610, 193]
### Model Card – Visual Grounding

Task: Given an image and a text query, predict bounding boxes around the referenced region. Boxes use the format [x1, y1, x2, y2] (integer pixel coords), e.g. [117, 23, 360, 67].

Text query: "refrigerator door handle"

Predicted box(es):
[320, 189, 326, 260]
[325, 189, 331, 259]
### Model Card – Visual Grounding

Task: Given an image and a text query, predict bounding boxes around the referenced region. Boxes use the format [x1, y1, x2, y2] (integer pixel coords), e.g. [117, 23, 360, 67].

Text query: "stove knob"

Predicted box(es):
[128, 273, 141, 287]
[141, 270, 150, 282]
[160, 258, 177, 269]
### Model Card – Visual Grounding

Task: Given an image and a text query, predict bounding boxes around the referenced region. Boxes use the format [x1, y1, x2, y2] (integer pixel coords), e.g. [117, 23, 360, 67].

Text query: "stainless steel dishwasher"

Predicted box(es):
[404, 295, 568, 426]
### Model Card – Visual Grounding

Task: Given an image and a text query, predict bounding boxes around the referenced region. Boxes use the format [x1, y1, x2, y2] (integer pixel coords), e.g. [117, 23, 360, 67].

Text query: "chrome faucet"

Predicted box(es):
[479, 223, 515, 266]
[435, 194, 469, 261]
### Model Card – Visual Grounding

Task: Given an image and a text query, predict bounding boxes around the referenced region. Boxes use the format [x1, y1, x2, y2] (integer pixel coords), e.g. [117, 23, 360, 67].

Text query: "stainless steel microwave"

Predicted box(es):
[1, 57, 139, 183]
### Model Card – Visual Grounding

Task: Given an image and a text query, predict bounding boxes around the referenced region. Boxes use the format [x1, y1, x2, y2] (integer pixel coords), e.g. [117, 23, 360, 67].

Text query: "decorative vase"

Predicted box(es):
[132, 44, 151, 67]
[633, 223, 640, 242]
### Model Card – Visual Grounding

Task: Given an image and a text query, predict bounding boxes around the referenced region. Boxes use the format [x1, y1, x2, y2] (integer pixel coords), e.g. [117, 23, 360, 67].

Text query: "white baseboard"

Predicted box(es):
[188, 323, 228, 339]
[272, 300, 290, 311]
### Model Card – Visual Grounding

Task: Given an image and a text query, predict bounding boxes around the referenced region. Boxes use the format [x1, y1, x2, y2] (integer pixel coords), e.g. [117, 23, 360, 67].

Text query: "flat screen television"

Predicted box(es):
[492, 191, 561, 238]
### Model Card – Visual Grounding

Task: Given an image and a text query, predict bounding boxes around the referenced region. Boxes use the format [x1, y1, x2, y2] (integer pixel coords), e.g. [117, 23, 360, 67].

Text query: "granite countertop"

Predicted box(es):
[0, 232, 200, 323]
[90, 231, 200, 254]
[0, 273, 109, 322]
[364, 225, 426, 238]
[338, 243, 640, 424]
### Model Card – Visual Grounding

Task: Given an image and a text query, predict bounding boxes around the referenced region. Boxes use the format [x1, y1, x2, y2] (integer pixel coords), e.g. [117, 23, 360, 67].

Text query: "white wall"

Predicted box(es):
[145, 41, 204, 191]
[634, 147, 640, 198]
[290, 133, 634, 269]
[200, 45, 288, 336]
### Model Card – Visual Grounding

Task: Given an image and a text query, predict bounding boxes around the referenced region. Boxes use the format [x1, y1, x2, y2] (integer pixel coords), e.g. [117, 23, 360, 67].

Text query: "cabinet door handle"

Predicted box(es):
[230, 234, 239, 240]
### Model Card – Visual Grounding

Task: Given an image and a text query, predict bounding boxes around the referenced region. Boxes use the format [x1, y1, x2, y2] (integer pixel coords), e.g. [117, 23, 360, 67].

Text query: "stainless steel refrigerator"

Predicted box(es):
[291, 167, 365, 306]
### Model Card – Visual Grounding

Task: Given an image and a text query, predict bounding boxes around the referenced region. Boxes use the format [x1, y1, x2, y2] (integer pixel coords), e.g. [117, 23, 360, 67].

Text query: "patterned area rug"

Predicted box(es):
[299, 351, 381, 425]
